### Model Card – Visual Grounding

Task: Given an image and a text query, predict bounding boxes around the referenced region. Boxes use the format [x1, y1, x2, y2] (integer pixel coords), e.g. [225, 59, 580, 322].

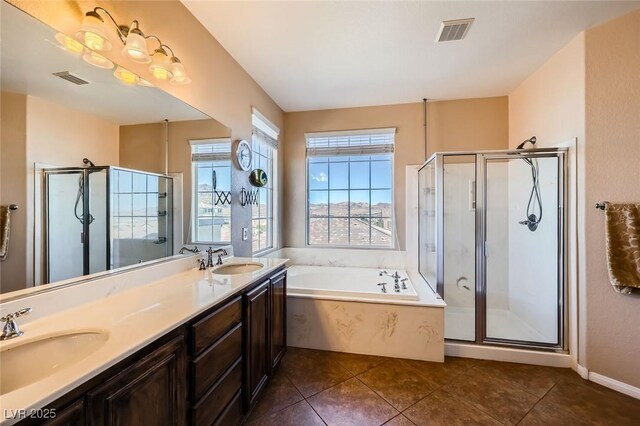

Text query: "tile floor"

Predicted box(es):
[244, 347, 640, 426]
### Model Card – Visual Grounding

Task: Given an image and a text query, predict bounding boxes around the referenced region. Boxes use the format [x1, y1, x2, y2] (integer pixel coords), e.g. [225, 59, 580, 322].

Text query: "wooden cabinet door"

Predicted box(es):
[87, 336, 187, 426]
[270, 271, 287, 369]
[244, 280, 270, 409]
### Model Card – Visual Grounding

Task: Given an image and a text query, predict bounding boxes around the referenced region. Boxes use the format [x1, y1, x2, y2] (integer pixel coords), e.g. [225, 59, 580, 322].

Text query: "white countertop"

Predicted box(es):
[0, 257, 288, 424]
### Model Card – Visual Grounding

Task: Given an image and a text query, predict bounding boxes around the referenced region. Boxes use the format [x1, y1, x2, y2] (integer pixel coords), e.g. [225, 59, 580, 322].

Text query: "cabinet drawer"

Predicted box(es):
[192, 323, 242, 400]
[213, 390, 242, 426]
[192, 358, 242, 426]
[192, 297, 242, 355]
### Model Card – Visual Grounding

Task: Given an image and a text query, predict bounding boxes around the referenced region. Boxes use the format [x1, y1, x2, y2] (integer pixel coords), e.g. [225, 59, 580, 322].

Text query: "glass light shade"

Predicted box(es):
[149, 49, 173, 80]
[82, 51, 114, 69]
[138, 78, 154, 87]
[169, 60, 191, 85]
[54, 33, 84, 55]
[76, 13, 112, 51]
[121, 31, 151, 63]
[113, 66, 139, 85]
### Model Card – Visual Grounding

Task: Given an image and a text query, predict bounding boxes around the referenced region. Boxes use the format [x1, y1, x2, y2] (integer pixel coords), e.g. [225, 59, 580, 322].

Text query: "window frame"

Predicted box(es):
[251, 108, 280, 255]
[251, 135, 277, 254]
[189, 138, 232, 245]
[304, 130, 395, 249]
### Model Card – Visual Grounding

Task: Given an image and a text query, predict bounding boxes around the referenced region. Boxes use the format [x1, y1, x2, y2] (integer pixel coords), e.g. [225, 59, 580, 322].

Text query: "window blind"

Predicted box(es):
[305, 128, 395, 157]
[253, 126, 278, 150]
[190, 138, 231, 162]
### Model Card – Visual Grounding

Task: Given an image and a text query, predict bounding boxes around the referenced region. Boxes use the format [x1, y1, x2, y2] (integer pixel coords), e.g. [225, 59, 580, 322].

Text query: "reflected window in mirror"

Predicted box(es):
[190, 139, 232, 244]
[251, 110, 280, 254]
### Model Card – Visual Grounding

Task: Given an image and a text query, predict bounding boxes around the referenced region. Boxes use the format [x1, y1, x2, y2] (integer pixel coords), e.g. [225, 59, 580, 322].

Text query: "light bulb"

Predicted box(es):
[169, 59, 191, 85]
[121, 30, 150, 63]
[84, 31, 105, 51]
[82, 51, 114, 69]
[148, 48, 173, 81]
[114, 66, 139, 85]
[76, 11, 112, 51]
[55, 33, 84, 55]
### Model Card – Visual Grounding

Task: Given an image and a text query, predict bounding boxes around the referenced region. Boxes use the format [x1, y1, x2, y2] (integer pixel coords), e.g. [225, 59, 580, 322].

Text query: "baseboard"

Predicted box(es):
[589, 372, 640, 400]
[576, 363, 589, 379]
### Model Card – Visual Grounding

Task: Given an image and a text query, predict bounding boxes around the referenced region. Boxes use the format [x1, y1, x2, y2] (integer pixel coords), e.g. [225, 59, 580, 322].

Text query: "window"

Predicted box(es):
[251, 109, 279, 254]
[306, 129, 395, 247]
[190, 139, 231, 243]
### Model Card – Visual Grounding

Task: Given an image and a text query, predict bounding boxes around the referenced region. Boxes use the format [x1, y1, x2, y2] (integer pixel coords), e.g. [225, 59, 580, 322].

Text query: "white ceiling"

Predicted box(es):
[183, 0, 640, 112]
[1, 1, 208, 125]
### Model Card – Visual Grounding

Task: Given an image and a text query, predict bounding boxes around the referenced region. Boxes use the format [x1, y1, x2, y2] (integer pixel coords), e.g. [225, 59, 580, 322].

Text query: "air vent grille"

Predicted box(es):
[52, 71, 89, 85]
[437, 18, 474, 42]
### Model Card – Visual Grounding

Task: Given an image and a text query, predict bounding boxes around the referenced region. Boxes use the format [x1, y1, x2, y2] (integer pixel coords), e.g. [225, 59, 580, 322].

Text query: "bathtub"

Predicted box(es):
[286, 264, 444, 362]
[287, 265, 419, 302]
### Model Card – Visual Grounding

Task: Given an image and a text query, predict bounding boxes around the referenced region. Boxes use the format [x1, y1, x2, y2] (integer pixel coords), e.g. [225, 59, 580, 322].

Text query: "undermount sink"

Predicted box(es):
[0, 330, 109, 395]
[213, 262, 264, 275]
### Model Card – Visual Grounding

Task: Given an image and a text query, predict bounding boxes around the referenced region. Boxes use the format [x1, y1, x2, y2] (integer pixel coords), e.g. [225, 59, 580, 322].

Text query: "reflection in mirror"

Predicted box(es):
[0, 2, 231, 295]
[191, 139, 232, 244]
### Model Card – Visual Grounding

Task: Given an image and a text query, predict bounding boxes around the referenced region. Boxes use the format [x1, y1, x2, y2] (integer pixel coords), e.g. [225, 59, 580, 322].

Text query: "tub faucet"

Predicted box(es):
[1, 308, 31, 340]
[400, 278, 408, 290]
[379, 270, 401, 280]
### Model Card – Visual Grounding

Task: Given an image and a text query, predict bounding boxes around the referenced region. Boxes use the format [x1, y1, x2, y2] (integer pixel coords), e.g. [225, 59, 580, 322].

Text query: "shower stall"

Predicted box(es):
[44, 166, 173, 283]
[418, 148, 567, 351]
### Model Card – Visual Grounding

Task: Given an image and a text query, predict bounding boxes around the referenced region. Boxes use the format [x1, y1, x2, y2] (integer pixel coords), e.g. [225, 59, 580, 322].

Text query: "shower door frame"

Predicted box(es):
[475, 149, 568, 351]
[44, 166, 110, 283]
[419, 148, 568, 352]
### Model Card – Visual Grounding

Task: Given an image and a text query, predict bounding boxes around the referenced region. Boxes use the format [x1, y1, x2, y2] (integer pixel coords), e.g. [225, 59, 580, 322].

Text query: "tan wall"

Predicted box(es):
[0, 92, 28, 293]
[508, 34, 586, 149]
[9, 0, 284, 256]
[283, 98, 508, 249]
[584, 10, 640, 388]
[120, 118, 231, 241]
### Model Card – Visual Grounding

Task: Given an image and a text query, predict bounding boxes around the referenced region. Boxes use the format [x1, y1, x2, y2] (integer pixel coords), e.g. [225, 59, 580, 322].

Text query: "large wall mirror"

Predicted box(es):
[0, 1, 231, 295]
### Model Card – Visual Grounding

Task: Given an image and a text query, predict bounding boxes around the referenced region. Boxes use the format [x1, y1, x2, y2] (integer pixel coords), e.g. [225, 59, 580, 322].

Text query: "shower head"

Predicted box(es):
[516, 136, 537, 150]
[82, 158, 96, 167]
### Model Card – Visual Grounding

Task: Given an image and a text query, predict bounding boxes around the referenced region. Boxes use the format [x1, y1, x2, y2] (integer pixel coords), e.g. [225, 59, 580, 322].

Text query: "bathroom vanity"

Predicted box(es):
[1, 260, 287, 426]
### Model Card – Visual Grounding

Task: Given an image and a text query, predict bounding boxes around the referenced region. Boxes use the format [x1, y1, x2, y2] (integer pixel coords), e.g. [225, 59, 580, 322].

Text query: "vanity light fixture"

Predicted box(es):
[75, 7, 191, 84]
[113, 66, 139, 85]
[54, 33, 84, 55]
[82, 51, 115, 70]
[75, 10, 112, 52]
[170, 58, 192, 85]
[149, 47, 173, 80]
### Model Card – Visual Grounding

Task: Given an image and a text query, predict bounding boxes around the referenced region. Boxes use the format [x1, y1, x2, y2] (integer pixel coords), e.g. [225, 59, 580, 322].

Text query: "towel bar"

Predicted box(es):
[8, 204, 18, 211]
[595, 202, 608, 210]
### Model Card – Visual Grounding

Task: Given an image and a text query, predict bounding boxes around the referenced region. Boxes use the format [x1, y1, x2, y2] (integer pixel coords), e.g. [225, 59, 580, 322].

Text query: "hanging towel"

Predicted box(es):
[605, 203, 640, 294]
[0, 206, 10, 261]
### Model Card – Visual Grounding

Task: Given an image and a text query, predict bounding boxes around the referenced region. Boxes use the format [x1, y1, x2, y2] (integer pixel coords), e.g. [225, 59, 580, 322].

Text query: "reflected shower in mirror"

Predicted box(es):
[0, 2, 231, 294]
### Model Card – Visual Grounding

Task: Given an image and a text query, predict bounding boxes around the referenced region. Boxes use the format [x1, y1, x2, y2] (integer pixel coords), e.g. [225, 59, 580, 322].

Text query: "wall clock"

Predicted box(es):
[235, 139, 252, 171]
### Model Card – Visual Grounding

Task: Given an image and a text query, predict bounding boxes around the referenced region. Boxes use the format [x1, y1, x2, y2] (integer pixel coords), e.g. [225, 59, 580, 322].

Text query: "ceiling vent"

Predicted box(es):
[52, 71, 89, 85]
[436, 18, 474, 42]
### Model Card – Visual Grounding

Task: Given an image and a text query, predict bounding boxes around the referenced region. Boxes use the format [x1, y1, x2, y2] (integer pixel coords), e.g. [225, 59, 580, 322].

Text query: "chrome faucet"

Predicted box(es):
[379, 270, 401, 281]
[400, 278, 408, 290]
[179, 246, 201, 254]
[197, 258, 207, 271]
[206, 247, 228, 267]
[1, 308, 32, 340]
[377, 283, 387, 293]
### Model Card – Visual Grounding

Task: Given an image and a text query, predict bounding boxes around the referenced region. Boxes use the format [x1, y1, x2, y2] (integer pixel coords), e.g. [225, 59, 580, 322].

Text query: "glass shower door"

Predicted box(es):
[45, 171, 85, 283]
[482, 153, 563, 346]
[443, 155, 477, 341]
